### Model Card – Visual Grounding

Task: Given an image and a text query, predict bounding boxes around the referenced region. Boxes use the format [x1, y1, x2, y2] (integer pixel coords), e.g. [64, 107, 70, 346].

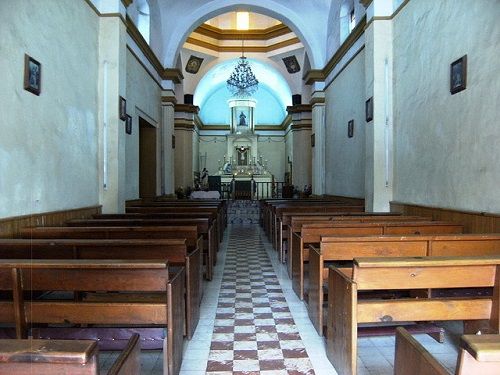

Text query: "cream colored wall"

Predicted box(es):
[392, 0, 500, 213]
[199, 137, 227, 175]
[125, 49, 161, 199]
[174, 129, 194, 189]
[324, 49, 366, 198]
[258, 137, 286, 181]
[0, 0, 99, 218]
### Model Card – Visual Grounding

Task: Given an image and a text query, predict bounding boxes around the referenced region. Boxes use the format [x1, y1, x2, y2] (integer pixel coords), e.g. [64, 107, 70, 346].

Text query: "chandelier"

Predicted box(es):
[227, 42, 258, 97]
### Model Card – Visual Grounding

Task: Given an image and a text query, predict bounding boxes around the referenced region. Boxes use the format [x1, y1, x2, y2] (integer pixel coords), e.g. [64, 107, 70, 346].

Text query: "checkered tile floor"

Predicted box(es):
[206, 226, 315, 375]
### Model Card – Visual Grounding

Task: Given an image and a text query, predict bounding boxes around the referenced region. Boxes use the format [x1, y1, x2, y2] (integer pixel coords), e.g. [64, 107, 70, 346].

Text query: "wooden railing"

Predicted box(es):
[221, 181, 290, 200]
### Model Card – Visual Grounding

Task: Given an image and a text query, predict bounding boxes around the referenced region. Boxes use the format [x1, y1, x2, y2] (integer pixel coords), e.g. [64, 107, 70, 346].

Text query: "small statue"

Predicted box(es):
[223, 162, 232, 174]
[239, 111, 247, 126]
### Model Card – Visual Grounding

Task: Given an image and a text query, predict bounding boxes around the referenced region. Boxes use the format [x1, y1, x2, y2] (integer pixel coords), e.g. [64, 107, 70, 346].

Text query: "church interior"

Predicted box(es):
[0, 0, 499, 374]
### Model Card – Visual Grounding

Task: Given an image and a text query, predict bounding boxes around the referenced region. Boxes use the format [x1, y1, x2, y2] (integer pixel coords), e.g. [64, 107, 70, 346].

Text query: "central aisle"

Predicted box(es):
[179, 224, 337, 374]
[205, 226, 315, 374]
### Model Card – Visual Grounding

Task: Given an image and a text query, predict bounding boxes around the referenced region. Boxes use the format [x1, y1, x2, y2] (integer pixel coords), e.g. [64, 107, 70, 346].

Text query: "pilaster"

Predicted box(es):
[286, 105, 312, 190]
[174, 104, 199, 189]
[311, 91, 326, 195]
[161, 91, 176, 194]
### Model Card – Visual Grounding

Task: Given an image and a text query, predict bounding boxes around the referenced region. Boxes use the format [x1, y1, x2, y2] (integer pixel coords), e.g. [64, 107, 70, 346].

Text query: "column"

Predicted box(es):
[287, 105, 312, 190]
[97, 8, 127, 213]
[363, 0, 394, 211]
[311, 90, 326, 195]
[174, 104, 199, 189]
[161, 91, 176, 194]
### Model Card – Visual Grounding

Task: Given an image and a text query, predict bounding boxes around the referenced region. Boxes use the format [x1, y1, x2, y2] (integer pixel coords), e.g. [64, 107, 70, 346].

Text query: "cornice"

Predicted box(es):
[303, 15, 366, 85]
[286, 104, 312, 114]
[195, 23, 291, 41]
[164, 68, 184, 84]
[360, 0, 373, 7]
[185, 36, 301, 53]
[175, 104, 200, 114]
[290, 123, 312, 131]
[121, 0, 133, 7]
[161, 95, 177, 104]
[174, 123, 196, 131]
[310, 96, 326, 106]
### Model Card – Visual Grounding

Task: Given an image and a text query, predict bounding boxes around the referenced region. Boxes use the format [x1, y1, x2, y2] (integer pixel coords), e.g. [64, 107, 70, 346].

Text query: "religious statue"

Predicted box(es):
[238, 111, 247, 126]
[223, 162, 232, 174]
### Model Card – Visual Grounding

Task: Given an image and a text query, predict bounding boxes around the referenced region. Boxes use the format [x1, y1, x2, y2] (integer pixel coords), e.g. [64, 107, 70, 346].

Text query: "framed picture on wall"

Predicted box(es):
[311, 133, 315, 147]
[172, 135, 176, 149]
[365, 97, 373, 122]
[348, 119, 354, 138]
[119, 96, 127, 120]
[125, 115, 132, 134]
[24, 54, 41, 96]
[450, 55, 467, 94]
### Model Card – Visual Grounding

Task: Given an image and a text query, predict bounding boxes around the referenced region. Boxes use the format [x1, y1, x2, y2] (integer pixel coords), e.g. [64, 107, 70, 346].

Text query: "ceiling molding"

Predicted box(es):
[286, 104, 312, 114]
[195, 23, 292, 41]
[303, 15, 366, 85]
[175, 104, 200, 114]
[185, 36, 301, 53]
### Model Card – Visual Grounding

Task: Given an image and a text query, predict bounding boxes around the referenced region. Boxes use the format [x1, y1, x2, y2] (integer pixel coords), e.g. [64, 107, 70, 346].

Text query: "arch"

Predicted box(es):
[136, 0, 150, 43]
[161, 1, 327, 69]
[339, 0, 354, 44]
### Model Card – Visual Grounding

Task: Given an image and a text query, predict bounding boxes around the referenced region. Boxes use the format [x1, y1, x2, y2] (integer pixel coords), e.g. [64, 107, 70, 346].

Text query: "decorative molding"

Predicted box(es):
[310, 96, 326, 106]
[121, 0, 133, 7]
[164, 68, 184, 84]
[290, 123, 312, 131]
[303, 15, 366, 85]
[161, 95, 177, 105]
[359, 0, 373, 7]
[185, 36, 301, 53]
[174, 104, 200, 114]
[286, 104, 312, 114]
[174, 122, 196, 130]
[303, 70, 324, 85]
[82, 0, 100, 15]
[324, 45, 365, 91]
[195, 23, 291, 41]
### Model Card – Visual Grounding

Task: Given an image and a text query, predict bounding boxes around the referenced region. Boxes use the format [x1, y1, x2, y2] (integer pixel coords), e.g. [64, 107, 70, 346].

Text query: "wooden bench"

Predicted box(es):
[0, 237, 201, 340]
[0, 334, 140, 374]
[0, 259, 184, 375]
[67, 217, 216, 280]
[327, 256, 500, 375]
[394, 327, 500, 375]
[287, 214, 433, 277]
[311, 233, 500, 336]
[294, 221, 463, 300]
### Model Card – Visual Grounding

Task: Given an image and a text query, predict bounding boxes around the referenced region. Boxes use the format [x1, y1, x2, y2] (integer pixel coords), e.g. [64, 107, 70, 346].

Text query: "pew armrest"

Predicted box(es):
[394, 327, 449, 375]
[461, 334, 500, 362]
[108, 333, 141, 375]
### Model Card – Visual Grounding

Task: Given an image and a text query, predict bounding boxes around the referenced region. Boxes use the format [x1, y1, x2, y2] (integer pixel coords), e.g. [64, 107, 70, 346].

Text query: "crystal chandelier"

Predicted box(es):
[227, 42, 258, 97]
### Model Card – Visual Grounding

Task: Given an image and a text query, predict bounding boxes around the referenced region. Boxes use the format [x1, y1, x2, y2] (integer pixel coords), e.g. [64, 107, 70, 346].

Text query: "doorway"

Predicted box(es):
[139, 117, 157, 198]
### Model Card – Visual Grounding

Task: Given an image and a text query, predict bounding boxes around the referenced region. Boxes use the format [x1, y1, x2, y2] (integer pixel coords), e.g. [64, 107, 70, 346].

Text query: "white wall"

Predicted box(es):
[0, 0, 99, 218]
[324, 49, 366, 198]
[392, 0, 500, 213]
[199, 136, 227, 175]
[125, 49, 161, 199]
[257, 137, 286, 181]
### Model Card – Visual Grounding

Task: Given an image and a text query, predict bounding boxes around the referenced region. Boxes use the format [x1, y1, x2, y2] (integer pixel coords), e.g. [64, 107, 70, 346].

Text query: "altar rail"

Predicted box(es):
[221, 181, 289, 200]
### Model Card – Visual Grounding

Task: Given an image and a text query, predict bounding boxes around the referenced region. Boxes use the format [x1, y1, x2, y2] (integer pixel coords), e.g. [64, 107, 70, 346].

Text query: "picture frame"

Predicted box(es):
[24, 54, 41, 96]
[119, 96, 127, 120]
[348, 120, 354, 138]
[365, 97, 373, 122]
[185, 55, 204, 74]
[125, 115, 132, 135]
[450, 55, 467, 95]
[311, 133, 315, 147]
[172, 135, 176, 149]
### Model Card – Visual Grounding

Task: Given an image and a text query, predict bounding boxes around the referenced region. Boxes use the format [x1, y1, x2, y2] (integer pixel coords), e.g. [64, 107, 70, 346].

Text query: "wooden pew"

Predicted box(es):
[0, 334, 140, 374]
[394, 327, 500, 375]
[288, 214, 432, 278]
[0, 238, 201, 340]
[0, 259, 184, 375]
[311, 233, 500, 336]
[327, 256, 500, 375]
[66, 217, 216, 280]
[293, 221, 463, 300]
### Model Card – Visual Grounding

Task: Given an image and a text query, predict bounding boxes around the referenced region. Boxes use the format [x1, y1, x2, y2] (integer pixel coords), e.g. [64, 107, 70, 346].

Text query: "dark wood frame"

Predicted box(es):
[172, 134, 176, 149]
[311, 133, 315, 147]
[125, 115, 132, 134]
[348, 119, 354, 138]
[119, 96, 127, 120]
[450, 55, 467, 95]
[365, 97, 373, 122]
[23, 54, 41, 96]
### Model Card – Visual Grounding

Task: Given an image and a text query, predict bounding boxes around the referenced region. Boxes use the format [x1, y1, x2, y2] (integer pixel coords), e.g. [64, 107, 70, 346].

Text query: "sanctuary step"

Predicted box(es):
[228, 200, 260, 224]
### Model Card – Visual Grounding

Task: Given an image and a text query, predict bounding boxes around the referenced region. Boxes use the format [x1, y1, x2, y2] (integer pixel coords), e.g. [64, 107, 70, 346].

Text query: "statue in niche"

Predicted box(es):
[238, 111, 247, 126]
[237, 146, 248, 166]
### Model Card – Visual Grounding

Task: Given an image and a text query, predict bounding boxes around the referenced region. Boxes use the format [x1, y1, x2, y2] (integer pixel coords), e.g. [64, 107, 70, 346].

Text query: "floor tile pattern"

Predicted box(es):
[206, 226, 315, 374]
